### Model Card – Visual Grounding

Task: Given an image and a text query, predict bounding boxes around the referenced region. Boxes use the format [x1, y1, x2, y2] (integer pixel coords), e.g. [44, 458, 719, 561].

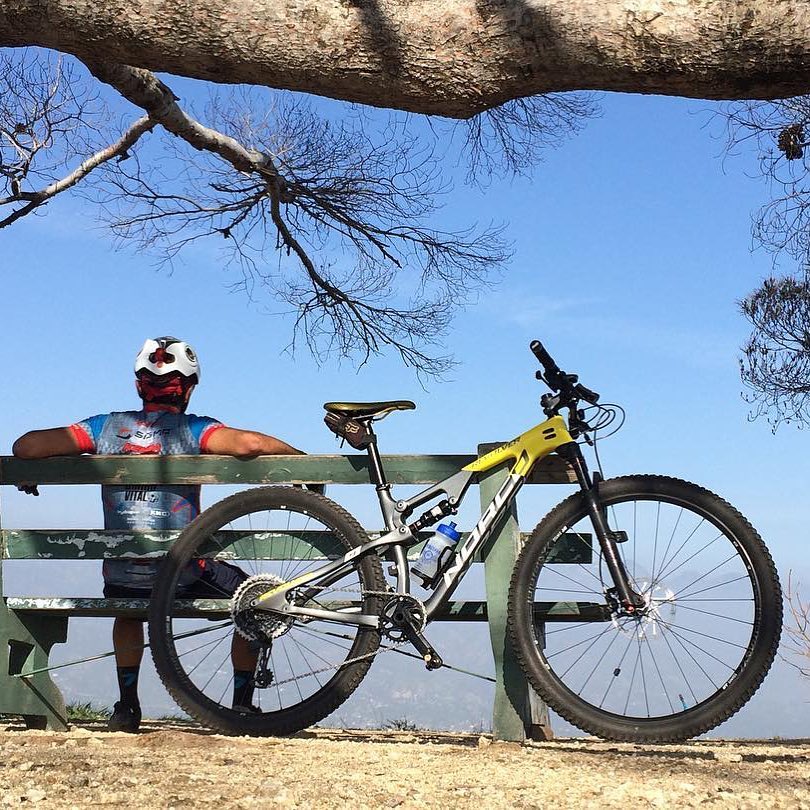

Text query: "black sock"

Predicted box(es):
[116, 665, 141, 708]
[233, 669, 255, 707]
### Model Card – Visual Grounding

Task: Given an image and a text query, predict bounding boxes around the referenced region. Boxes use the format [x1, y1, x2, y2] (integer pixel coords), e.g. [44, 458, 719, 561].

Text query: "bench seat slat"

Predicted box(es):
[5, 597, 610, 622]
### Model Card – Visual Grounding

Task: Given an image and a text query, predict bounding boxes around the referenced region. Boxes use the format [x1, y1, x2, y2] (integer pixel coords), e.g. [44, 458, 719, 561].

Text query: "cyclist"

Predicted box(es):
[12, 336, 304, 733]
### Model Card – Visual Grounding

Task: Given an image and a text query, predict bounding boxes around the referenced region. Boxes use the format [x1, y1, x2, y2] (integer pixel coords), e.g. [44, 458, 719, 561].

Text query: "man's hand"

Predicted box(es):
[16, 483, 39, 496]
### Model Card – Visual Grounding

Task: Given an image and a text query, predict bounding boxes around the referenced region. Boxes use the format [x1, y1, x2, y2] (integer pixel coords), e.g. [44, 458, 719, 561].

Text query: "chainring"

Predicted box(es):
[378, 594, 427, 641]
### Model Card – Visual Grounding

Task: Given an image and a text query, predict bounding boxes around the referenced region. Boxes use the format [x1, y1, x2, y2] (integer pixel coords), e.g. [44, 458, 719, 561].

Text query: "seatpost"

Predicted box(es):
[363, 423, 389, 489]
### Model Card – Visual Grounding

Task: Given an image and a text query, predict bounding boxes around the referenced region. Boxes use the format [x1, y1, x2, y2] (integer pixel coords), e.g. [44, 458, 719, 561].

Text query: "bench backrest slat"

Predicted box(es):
[1, 529, 591, 563]
[0, 453, 576, 486]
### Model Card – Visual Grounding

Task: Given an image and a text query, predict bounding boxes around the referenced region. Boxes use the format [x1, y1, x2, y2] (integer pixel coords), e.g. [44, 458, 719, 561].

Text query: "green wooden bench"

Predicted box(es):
[0, 449, 591, 740]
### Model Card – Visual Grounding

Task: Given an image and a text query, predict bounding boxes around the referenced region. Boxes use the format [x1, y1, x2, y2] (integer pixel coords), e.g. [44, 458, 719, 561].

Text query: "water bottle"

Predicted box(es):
[411, 521, 462, 584]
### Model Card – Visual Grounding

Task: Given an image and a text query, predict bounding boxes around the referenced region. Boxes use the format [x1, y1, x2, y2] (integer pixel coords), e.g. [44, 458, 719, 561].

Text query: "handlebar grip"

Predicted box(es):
[530, 340, 560, 375]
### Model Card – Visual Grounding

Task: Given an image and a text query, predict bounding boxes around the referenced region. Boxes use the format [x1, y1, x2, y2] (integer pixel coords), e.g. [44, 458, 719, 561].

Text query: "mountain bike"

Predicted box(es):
[148, 341, 782, 742]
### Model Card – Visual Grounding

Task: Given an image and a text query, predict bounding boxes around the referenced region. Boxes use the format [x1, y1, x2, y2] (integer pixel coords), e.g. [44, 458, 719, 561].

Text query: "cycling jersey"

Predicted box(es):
[70, 410, 224, 589]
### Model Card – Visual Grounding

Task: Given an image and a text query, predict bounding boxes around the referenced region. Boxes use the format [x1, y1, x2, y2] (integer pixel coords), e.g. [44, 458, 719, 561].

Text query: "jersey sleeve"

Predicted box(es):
[69, 414, 109, 454]
[187, 414, 226, 452]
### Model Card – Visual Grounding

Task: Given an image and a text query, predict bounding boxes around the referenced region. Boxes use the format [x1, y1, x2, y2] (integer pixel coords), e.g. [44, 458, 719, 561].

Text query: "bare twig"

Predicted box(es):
[460, 93, 599, 184]
[781, 572, 810, 678]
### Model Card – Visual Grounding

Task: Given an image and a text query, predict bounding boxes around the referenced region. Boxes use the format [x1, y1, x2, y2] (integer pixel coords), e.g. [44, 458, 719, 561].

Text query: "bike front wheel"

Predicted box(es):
[148, 486, 386, 736]
[508, 475, 782, 742]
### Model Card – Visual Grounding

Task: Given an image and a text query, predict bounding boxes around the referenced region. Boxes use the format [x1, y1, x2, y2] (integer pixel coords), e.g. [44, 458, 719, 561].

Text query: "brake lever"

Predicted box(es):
[540, 392, 561, 415]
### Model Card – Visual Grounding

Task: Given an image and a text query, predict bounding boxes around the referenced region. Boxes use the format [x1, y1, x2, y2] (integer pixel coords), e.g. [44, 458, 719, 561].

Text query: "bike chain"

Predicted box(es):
[243, 581, 423, 688]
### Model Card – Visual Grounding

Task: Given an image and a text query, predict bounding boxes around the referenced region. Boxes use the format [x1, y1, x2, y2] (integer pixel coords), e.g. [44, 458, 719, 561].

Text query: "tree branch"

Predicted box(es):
[81, 67, 508, 374]
[0, 115, 155, 227]
[4, 1, 810, 115]
[85, 62, 281, 179]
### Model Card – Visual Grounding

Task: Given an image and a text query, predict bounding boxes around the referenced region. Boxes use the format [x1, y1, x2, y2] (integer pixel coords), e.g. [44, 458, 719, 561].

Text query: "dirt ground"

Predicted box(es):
[0, 720, 808, 809]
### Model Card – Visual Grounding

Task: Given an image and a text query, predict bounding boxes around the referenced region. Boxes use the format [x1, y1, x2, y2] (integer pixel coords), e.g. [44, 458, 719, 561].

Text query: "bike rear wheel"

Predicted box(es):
[148, 486, 385, 736]
[508, 475, 782, 742]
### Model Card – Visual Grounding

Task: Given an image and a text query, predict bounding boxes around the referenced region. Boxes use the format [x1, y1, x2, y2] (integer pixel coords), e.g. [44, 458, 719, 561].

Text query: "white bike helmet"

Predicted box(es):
[134, 336, 200, 383]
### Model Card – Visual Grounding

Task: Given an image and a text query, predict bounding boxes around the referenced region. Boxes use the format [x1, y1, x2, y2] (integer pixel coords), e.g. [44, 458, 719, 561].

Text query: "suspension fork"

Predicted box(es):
[556, 442, 645, 612]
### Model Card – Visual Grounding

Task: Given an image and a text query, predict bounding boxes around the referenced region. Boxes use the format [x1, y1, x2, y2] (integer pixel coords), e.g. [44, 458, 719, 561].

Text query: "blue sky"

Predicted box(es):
[1, 75, 808, 735]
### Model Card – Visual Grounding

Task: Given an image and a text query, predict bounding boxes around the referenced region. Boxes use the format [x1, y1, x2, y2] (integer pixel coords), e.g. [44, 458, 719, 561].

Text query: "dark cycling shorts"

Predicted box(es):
[103, 560, 248, 599]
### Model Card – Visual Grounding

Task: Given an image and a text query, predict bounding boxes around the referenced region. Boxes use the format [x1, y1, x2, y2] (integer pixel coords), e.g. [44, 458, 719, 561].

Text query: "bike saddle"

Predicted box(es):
[323, 400, 416, 419]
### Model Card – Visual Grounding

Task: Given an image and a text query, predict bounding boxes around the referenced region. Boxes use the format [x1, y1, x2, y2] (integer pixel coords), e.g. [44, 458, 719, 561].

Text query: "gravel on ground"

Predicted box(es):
[0, 721, 808, 809]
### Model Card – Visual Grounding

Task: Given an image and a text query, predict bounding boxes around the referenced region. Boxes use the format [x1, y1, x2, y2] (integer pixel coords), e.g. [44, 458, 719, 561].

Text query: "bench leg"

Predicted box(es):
[478, 448, 553, 742]
[526, 623, 554, 741]
[0, 602, 69, 730]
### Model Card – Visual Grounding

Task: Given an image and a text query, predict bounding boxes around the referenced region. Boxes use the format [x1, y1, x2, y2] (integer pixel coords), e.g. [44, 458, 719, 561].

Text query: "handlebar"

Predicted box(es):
[530, 340, 561, 380]
[530, 340, 600, 408]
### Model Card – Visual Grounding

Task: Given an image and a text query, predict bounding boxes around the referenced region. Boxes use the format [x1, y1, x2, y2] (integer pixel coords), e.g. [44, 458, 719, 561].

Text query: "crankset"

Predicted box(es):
[379, 594, 443, 670]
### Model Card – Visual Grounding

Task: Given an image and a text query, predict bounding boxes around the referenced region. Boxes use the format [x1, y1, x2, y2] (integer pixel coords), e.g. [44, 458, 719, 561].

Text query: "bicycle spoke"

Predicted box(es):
[559, 624, 616, 678]
[198, 636, 232, 693]
[650, 502, 661, 594]
[679, 597, 753, 602]
[654, 506, 684, 586]
[656, 622, 727, 688]
[654, 533, 726, 587]
[658, 622, 700, 705]
[217, 673, 233, 710]
[670, 553, 746, 599]
[575, 625, 622, 694]
[674, 603, 753, 626]
[546, 626, 618, 660]
[289, 634, 326, 689]
[279, 635, 305, 703]
[646, 637, 676, 714]
[542, 564, 604, 594]
[176, 630, 232, 662]
[623, 639, 644, 716]
[599, 631, 636, 708]
[649, 517, 706, 588]
[184, 632, 230, 679]
[270, 647, 284, 709]
[295, 626, 355, 653]
[677, 574, 751, 600]
[657, 619, 748, 652]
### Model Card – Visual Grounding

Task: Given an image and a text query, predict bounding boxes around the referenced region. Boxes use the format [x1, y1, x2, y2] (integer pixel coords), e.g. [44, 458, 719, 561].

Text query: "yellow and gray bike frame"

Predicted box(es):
[252, 415, 576, 627]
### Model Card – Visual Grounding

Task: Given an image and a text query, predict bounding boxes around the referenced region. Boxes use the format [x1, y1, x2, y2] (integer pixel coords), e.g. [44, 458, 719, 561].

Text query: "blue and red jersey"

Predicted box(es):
[70, 410, 224, 589]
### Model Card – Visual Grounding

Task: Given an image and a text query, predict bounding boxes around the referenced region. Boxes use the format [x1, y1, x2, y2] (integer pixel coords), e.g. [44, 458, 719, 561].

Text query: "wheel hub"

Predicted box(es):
[610, 579, 676, 638]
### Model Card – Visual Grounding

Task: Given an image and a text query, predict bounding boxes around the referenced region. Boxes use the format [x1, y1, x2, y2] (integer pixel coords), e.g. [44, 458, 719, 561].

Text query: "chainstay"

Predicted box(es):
[247, 583, 423, 687]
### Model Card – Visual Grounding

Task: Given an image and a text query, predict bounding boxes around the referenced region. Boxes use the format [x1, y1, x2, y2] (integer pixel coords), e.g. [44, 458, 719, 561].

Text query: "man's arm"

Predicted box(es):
[203, 427, 303, 458]
[12, 427, 84, 459]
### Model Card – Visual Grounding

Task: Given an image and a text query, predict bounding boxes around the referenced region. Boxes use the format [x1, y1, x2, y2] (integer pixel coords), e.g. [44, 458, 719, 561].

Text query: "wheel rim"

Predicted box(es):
[158, 499, 377, 722]
[529, 492, 764, 725]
